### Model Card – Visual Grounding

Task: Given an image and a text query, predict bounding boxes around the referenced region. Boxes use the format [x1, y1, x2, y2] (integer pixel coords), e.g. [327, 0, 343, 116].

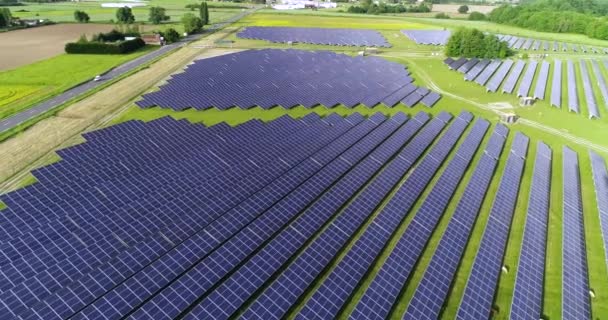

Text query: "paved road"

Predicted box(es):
[0, 8, 255, 135]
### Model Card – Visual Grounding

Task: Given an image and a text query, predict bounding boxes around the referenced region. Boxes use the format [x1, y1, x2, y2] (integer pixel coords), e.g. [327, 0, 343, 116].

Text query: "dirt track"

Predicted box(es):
[0, 23, 114, 71]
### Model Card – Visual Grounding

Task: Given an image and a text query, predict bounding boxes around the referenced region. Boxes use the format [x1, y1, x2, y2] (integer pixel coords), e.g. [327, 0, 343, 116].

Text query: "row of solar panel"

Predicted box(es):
[498, 34, 608, 54]
[0, 112, 602, 320]
[237, 26, 391, 47]
[444, 58, 608, 119]
[136, 49, 442, 111]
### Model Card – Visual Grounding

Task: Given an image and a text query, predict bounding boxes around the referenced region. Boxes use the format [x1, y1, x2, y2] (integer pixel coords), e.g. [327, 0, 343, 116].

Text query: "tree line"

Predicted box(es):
[488, 0, 608, 40]
[347, 0, 430, 15]
[445, 27, 513, 58]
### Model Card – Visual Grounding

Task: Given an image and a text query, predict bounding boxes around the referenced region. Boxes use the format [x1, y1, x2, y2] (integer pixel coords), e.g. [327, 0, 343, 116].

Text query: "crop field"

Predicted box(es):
[0, 46, 156, 120]
[1, 8, 608, 320]
[0, 23, 116, 71]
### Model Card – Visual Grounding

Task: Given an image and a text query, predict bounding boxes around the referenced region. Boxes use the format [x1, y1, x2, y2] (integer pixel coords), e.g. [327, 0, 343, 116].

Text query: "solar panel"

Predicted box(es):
[449, 57, 468, 70]
[295, 112, 467, 320]
[239, 113, 448, 320]
[567, 60, 580, 113]
[475, 60, 502, 86]
[456, 133, 529, 320]
[502, 60, 526, 94]
[551, 59, 562, 107]
[124, 114, 410, 320]
[517, 60, 538, 97]
[465, 59, 490, 81]
[15, 114, 377, 319]
[592, 60, 608, 112]
[579, 60, 600, 118]
[135, 49, 440, 111]
[351, 116, 488, 320]
[562, 147, 591, 320]
[510, 142, 552, 320]
[589, 151, 608, 272]
[458, 58, 479, 74]
[401, 30, 451, 45]
[533, 61, 550, 99]
[238, 26, 391, 47]
[486, 59, 514, 92]
[404, 124, 509, 320]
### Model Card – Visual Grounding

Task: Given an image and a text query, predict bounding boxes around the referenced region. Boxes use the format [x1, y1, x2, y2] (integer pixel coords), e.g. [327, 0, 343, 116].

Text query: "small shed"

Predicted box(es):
[501, 113, 519, 124]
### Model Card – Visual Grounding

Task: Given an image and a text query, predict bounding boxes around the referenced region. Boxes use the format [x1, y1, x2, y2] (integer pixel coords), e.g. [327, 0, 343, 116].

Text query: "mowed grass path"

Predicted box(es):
[0, 46, 156, 120]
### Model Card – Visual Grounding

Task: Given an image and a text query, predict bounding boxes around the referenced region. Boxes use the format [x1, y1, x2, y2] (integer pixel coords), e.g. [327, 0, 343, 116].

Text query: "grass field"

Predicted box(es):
[3, 9, 608, 320]
[0, 46, 157, 120]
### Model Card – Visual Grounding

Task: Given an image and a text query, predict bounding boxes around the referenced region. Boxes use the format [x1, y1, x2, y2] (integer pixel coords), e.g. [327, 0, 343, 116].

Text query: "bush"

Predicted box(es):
[65, 38, 145, 54]
[435, 12, 450, 19]
[182, 13, 203, 34]
[74, 10, 90, 23]
[92, 29, 125, 42]
[0, 7, 11, 27]
[445, 27, 513, 58]
[163, 28, 180, 43]
[468, 11, 486, 21]
[458, 5, 468, 14]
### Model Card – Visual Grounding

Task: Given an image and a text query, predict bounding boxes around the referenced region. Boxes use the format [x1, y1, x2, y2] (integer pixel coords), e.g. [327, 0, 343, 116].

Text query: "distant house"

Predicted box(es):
[141, 34, 162, 45]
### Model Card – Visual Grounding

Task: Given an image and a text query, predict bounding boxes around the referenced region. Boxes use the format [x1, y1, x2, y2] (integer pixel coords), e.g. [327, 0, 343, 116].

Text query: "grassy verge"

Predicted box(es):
[0, 46, 176, 143]
[0, 46, 157, 120]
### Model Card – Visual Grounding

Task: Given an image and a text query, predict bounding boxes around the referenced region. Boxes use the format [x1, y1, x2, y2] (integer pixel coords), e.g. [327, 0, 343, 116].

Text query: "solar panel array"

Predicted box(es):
[404, 124, 509, 320]
[551, 59, 562, 107]
[517, 60, 538, 97]
[486, 59, 514, 92]
[580, 60, 600, 118]
[350, 116, 488, 320]
[1, 109, 605, 320]
[456, 132, 529, 320]
[562, 147, 591, 320]
[590, 150, 608, 271]
[510, 142, 552, 320]
[445, 58, 607, 119]
[136, 49, 441, 110]
[567, 60, 580, 113]
[401, 30, 451, 45]
[496, 35, 608, 53]
[237, 26, 391, 47]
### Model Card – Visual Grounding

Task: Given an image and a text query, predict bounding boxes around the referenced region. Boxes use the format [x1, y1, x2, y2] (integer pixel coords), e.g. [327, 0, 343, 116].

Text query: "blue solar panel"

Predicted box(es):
[591, 60, 608, 111]
[238, 26, 391, 47]
[135, 49, 440, 110]
[404, 124, 508, 320]
[562, 146, 591, 320]
[590, 151, 608, 272]
[567, 60, 580, 113]
[458, 58, 479, 74]
[579, 60, 600, 118]
[475, 60, 502, 86]
[465, 59, 490, 81]
[517, 60, 538, 97]
[486, 59, 514, 93]
[510, 142, 552, 320]
[239, 113, 447, 320]
[350, 116, 489, 320]
[402, 30, 451, 45]
[551, 59, 562, 108]
[503, 60, 526, 94]
[295, 112, 470, 320]
[533, 61, 550, 99]
[15, 114, 376, 319]
[456, 133, 529, 320]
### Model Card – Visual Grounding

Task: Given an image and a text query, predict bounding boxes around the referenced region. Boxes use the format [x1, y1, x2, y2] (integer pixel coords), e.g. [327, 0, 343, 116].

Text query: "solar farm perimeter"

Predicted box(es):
[3, 11, 608, 320]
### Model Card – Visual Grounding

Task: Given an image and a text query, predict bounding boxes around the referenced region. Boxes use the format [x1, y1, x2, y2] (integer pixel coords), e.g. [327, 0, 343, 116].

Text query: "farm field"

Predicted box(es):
[0, 23, 116, 71]
[0, 46, 157, 120]
[2, 8, 608, 320]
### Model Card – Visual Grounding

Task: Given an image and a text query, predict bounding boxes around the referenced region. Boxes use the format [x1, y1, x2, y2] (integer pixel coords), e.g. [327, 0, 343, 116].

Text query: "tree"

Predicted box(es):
[0, 8, 11, 28]
[199, 1, 209, 25]
[182, 13, 203, 34]
[74, 10, 90, 23]
[116, 6, 135, 24]
[445, 27, 512, 58]
[163, 28, 180, 43]
[149, 6, 169, 24]
[458, 5, 469, 14]
[435, 12, 450, 19]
